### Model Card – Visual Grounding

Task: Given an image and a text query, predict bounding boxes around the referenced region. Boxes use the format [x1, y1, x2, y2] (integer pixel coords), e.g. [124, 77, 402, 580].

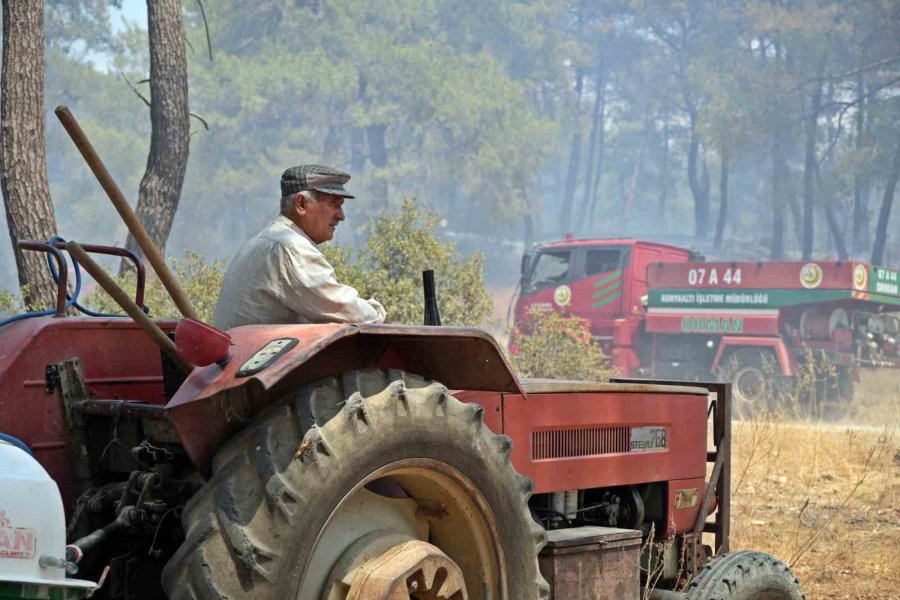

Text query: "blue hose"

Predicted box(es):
[0, 236, 124, 328]
[44, 236, 123, 318]
[0, 433, 33, 455]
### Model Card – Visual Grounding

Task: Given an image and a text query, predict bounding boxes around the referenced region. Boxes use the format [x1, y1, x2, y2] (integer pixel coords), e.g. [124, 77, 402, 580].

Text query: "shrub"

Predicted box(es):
[0, 288, 22, 315]
[82, 200, 492, 328]
[324, 198, 493, 327]
[510, 306, 614, 381]
[82, 252, 224, 323]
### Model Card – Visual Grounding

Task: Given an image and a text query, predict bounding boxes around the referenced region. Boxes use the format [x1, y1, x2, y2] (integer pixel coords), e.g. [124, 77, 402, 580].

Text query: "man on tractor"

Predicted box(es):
[213, 164, 386, 329]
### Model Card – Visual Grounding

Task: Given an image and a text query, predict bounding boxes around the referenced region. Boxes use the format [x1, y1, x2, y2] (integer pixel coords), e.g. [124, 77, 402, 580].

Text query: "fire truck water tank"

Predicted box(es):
[0, 440, 95, 599]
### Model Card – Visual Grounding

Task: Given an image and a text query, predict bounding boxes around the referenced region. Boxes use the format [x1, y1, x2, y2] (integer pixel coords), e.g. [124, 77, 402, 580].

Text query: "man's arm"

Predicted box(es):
[272, 243, 386, 324]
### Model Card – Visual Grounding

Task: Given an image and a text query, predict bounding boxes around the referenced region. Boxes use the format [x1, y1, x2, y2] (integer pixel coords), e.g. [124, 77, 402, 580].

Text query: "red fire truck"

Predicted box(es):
[513, 238, 900, 414]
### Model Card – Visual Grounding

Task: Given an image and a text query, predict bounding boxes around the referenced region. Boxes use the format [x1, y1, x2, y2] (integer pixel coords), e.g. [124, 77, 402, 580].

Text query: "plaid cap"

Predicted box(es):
[281, 164, 355, 199]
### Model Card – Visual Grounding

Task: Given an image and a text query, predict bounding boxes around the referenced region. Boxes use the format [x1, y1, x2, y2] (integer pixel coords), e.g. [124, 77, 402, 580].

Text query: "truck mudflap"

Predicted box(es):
[165, 323, 522, 475]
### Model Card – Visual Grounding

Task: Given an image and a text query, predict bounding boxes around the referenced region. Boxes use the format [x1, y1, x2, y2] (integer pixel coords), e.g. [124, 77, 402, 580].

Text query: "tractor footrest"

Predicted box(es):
[539, 526, 642, 600]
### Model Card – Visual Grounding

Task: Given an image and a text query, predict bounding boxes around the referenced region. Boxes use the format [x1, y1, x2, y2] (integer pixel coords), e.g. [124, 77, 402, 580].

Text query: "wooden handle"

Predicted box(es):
[66, 241, 194, 374]
[55, 105, 200, 321]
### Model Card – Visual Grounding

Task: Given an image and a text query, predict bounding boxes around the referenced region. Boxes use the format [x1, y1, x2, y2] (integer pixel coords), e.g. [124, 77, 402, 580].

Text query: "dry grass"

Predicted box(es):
[728, 369, 900, 600]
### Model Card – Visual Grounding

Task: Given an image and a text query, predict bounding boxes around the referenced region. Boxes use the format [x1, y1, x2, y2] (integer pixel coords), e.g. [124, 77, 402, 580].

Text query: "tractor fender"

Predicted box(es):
[711, 336, 793, 376]
[165, 323, 522, 475]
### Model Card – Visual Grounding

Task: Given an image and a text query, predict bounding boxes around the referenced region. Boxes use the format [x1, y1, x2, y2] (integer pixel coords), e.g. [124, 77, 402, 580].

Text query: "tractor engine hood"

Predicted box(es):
[165, 323, 522, 475]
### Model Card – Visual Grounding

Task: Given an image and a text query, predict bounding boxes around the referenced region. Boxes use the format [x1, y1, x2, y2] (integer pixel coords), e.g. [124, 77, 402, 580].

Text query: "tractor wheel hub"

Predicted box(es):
[347, 540, 469, 600]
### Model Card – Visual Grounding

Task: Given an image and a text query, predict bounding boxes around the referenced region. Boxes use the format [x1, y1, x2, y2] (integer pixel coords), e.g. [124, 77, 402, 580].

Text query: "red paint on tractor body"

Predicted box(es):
[0, 316, 177, 505]
[3, 314, 714, 537]
[501, 388, 706, 491]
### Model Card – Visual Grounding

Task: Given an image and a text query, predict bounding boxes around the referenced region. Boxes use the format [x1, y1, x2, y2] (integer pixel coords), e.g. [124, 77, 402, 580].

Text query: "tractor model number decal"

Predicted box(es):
[630, 426, 667, 453]
[0, 510, 36, 560]
[681, 316, 744, 333]
[687, 267, 742, 286]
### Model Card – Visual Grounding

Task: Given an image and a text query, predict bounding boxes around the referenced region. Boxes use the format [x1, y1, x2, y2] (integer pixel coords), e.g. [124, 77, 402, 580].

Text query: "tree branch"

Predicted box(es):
[122, 72, 209, 132]
[190, 111, 210, 131]
[121, 71, 151, 107]
[816, 74, 900, 115]
[195, 0, 213, 61]
[796, 52, 900, 88]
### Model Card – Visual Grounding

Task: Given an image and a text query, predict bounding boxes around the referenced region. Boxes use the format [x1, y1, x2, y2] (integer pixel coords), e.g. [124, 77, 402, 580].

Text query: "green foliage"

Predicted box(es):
[6, 0, 900, 296]
[0, 288, 21, 315]
[324, 198, 493, 327]
[510, 307, 614, 381]
[83, 252, 224, 322]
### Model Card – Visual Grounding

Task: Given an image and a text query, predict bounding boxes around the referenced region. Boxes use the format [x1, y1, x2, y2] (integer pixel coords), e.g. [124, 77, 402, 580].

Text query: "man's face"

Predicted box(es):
[295, 192, 345, 244]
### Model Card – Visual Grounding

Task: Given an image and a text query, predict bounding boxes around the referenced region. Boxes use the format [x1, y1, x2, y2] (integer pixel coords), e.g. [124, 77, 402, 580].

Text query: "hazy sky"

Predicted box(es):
[111, 0, 147, 33]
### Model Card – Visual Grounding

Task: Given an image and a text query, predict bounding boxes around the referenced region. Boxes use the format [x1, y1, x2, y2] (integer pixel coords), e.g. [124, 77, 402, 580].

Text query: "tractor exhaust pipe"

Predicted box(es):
[422, 270, 441, 326]
[66, 241, 193, 373]
[54, 105, 200, 322]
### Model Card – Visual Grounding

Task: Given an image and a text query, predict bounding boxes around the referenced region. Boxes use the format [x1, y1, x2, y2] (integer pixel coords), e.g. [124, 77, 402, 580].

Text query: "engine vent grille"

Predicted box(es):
[531, 426, 630, 460]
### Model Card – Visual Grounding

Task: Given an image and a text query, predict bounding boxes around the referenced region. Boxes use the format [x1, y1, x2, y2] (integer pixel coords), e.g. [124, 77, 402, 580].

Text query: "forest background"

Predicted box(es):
[2, 0, 900, 297]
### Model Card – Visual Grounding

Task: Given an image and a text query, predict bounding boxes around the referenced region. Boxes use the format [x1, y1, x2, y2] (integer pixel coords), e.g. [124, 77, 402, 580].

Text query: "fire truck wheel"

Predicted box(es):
[718, 349, 782, 419]
[685, 550, 805, 600]
[161, 369, 549, 600]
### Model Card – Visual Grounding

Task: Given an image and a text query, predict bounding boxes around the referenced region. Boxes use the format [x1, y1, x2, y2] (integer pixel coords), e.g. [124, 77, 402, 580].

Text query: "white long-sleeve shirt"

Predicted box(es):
[212, 215, 386, 329]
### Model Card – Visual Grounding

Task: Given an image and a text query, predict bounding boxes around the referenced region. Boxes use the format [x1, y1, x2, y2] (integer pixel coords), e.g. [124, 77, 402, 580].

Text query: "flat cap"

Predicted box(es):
[281, 164, 355, 198]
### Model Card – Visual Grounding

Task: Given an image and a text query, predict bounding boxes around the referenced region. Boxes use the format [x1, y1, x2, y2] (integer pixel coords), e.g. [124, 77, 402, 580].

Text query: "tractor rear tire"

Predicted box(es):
[685, 551, 805, 600]
[161, 369, 548, 600]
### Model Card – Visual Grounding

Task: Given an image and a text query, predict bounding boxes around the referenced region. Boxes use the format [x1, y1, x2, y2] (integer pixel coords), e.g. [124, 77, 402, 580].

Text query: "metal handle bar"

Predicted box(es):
[49, 241, 146, 310]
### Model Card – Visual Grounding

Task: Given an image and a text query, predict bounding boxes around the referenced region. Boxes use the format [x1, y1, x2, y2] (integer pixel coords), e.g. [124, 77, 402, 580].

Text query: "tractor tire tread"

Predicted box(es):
[686, 550, 805, 600]
[161, 368, 548, 600]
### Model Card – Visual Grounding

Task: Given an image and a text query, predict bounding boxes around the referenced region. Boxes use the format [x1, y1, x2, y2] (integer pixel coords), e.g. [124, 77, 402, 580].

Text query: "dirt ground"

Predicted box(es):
[728, 370, 900, 600]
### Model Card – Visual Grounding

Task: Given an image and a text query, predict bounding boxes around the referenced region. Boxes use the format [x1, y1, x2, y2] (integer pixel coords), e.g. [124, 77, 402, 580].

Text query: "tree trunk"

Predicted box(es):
[322, 125, 340, 164]
[770, 130, 789, 259]
[623, 114, 650, 226]
[366, 123, 389, 211]
[350, 127, 366, 173]
[586, 74, 607, 227]
[801, 76, 823, 260]
[687, 107, 710, 239]
[576, 65, 604, 232]
[559, 67, 585, 235]
[657, 119, 670, 233]
[714, 147, 729, 250]
[871, 137, 900, 265]
[350, 74, 367, 173]
[852, 70, 870, 257]
[823, 204, 848, 260]
[521, 186, 534, 248]
[124, 0, 190, 271]
[0, 0, 60, 309]
[815, 166, 848, 260]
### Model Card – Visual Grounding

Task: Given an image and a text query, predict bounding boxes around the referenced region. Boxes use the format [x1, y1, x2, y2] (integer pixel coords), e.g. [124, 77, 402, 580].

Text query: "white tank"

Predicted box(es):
[0, 440, 94, 596]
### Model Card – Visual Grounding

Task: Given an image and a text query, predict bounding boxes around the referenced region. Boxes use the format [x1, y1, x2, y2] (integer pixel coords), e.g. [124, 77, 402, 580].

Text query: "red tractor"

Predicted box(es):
[0, 110, 805, 600]
[513, 237, 900, 416]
